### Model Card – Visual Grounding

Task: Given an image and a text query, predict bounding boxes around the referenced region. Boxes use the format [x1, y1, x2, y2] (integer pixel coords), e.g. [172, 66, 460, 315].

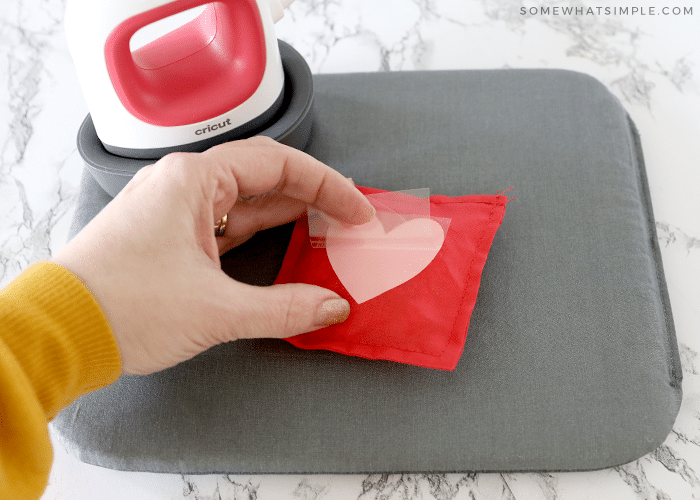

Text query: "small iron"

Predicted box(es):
[65, 0, 314, 196]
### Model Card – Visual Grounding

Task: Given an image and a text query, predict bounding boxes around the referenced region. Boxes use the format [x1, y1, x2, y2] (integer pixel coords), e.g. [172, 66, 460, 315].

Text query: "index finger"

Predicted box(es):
[206, 137, 375, 225]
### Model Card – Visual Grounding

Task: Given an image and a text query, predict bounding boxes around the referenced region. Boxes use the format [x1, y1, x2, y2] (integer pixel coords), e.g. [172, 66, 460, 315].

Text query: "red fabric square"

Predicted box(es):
[274, 186, 508, 370]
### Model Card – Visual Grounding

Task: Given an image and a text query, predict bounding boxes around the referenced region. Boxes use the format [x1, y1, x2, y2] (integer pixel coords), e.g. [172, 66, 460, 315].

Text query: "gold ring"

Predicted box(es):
[214, 214, 228, 237]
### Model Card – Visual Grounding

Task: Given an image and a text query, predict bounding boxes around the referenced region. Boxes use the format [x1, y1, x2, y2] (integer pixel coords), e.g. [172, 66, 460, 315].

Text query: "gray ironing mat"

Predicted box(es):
[53, 69, 681, 473]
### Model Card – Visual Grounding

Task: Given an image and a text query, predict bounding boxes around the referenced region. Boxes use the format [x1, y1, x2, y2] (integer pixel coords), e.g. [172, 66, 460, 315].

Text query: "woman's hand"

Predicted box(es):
[52, 137, 374, 375]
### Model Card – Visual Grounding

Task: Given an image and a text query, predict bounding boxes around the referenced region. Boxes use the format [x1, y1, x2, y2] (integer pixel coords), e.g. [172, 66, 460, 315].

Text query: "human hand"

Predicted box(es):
[52, 137, 375, 375]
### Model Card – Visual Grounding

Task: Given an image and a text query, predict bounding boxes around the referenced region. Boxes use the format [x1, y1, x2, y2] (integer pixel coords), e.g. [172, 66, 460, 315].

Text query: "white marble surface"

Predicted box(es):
[1, 0, 699, 498]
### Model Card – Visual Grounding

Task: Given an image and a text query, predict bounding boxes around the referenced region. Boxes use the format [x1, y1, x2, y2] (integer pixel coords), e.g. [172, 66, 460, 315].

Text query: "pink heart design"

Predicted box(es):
[326, 218, 445, 304]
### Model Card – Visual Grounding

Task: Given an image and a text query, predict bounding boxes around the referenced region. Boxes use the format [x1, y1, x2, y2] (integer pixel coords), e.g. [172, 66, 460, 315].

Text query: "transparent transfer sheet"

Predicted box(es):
[308, 188, 448, 246]
[307, 188, 451, 304]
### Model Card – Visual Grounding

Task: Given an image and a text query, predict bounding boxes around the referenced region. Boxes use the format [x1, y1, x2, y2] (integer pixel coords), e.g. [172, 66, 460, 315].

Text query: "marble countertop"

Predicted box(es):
[1, 0, 698, 498]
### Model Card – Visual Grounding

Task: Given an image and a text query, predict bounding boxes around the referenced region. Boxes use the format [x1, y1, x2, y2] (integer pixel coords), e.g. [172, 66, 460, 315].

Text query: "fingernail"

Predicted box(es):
[357, 204, 376, 224]
[315, 298, 350, 327]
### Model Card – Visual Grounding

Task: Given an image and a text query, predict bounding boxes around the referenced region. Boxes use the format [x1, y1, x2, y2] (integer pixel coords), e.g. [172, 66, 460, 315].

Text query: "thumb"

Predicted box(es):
[226, 282, 351, 339]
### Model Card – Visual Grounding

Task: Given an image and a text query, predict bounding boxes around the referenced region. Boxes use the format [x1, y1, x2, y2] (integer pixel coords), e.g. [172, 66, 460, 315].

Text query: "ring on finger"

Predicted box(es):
[214, 214, 228, 237]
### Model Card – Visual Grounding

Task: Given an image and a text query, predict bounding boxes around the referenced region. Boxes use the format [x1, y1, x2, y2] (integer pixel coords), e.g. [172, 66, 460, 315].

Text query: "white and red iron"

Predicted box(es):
[66, 0, 295, 159]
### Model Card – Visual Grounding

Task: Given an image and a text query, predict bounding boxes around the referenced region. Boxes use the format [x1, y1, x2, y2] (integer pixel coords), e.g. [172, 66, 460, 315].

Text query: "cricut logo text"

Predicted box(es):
[195, 118, 232, 136]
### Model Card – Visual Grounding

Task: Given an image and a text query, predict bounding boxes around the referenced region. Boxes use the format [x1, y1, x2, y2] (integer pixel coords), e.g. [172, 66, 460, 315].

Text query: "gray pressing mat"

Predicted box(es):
[53, 69, 681, 473]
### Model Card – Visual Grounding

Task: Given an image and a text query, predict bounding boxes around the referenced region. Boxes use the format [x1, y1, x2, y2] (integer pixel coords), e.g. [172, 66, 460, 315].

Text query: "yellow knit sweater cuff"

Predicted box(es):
[0, 261, 122, 420]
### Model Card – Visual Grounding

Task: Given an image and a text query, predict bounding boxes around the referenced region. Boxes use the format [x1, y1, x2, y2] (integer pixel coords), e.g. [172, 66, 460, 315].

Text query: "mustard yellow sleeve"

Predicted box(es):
[0, 262, 122, 500]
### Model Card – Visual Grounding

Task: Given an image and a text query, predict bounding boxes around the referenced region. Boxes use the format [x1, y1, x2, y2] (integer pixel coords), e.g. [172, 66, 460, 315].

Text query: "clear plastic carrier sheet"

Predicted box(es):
[307, 188, 451, 250]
